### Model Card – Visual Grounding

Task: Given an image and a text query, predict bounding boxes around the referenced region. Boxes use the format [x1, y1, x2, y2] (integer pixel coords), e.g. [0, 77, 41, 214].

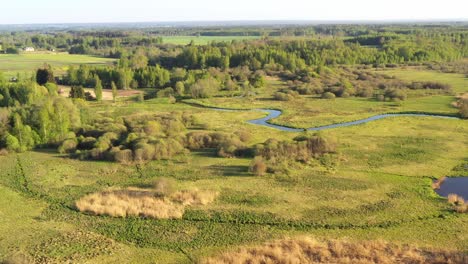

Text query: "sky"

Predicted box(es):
[1, 0, 467, 24]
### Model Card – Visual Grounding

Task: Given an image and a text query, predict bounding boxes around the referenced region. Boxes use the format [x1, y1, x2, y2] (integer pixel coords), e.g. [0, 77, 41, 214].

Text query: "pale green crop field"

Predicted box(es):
[162, 36, 261, 45]
[0, 53, 115, 77]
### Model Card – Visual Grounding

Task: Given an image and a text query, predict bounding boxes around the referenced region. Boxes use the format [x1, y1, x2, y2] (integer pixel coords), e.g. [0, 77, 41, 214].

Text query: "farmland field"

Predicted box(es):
[161, 36, 261, 45]
[0, 53, 115, 77]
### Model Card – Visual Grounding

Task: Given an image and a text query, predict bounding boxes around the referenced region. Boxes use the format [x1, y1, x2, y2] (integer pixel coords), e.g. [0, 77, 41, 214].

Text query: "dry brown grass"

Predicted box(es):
[75, 188, 184, 219]
[170, 189, 219, 206]
[448, 194, 467, 213]
[75, 187, 218, 219]
[431, 176, 446, 190]
[201, 237, 467, 264]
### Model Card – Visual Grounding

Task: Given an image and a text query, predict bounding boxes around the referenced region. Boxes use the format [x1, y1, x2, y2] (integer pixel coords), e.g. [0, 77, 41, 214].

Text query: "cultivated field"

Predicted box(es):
[0, 53, 115, 77]
[162, 36, 261, 45]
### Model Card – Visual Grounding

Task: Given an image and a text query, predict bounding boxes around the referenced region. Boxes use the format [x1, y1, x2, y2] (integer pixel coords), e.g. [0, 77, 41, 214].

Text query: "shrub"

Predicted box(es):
[384, 88, 407, 101]
[0, 148, 8, 156]
[274, 91, 299, 101]
[5, 134, 20, 152]
[355, 86, 374, 97]
[448, 194, 465, 206]
[78, 137, 97, 150]
[58, 138, 78, 154]
[133, 143, 156, 163]
[157, 87, 174, 98]
[114, 149, 133, 164]
[448, 194, 467, 214]
[255, 134, 336, 163]
[321, 92, 336, 99]
[189, 77, 219, 98]
[459, 98, 468, 118]
[69, 85, 86, 99]
[250, 156, 267, 176]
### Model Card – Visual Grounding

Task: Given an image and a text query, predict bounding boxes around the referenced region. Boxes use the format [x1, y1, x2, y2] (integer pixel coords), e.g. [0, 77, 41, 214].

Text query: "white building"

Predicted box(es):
[23, 47, 35, 52]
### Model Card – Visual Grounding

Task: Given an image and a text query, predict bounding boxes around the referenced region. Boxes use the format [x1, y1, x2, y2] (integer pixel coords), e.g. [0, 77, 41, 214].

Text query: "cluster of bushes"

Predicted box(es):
[273, 90, 300, 101]
[282, 68, 452, 102]
[378, 88, 407, 102]
[58, 110, 255, 163]
[426, 61, 468, 74]
[186, 130, 252, 158]
[250, 134, 337, 175]
[407, 81, 451, 91]
[60, 112, 195, 163]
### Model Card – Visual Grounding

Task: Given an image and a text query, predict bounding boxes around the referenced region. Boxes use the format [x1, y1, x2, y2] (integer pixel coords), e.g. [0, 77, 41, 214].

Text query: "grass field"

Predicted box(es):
[187, 69, 467, 128]
[382, 68, 468, 94]
[0, 64, 467, 262]
[161, 36, 261, 45]
[0, 53, 115, 78]
[0, 95, 466, 263]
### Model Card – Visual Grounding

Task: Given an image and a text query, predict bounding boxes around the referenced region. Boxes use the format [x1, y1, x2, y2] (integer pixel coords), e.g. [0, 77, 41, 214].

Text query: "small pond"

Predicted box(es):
[435, 177, 468, 200]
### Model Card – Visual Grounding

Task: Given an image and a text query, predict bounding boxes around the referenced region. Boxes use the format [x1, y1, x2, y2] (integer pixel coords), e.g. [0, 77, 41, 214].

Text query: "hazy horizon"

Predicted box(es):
[1, 0, 467, 25]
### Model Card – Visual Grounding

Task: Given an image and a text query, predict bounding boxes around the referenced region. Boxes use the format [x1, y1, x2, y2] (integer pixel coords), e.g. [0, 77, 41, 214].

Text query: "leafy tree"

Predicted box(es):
[94, 76, 103, 101]
[111, 81, 118, 103]
[69, 85, 85, 99]
[36, 65, 55, 85]
[10, 114, 37, 152]
[175, 81, 185, 96]
[189, 77, 219, 98]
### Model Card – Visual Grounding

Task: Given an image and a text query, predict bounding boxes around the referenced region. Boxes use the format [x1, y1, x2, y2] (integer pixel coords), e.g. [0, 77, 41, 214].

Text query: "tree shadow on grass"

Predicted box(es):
[209, 165, 250, 177]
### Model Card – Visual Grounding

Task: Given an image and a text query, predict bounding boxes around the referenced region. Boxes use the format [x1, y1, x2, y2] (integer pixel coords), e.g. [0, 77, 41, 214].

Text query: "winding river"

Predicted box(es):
[244, 109, 460, 132]
[203, 104, 467, 198]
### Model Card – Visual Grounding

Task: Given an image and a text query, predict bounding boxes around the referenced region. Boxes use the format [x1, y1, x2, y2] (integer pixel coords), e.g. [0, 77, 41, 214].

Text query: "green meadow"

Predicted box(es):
[161, 36, 261, 45]
[0, 53, 115, 77]
[0, 91, 466, 262]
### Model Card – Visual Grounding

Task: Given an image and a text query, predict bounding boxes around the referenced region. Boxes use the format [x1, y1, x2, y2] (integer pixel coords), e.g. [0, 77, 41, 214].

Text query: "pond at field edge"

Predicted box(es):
[435, 177, 468, 200]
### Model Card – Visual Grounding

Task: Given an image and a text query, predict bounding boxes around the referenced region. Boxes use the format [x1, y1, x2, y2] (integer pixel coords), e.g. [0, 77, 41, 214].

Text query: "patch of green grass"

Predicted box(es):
[383, 68, 468, 94]
[162, 36, 260, 45]
[0, 53, 115, 77]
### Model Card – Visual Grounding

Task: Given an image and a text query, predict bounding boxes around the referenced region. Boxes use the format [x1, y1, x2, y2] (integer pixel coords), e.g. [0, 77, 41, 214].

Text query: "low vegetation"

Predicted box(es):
[448, 194, 467, 213]
[76, 181, 219, 219]
[202, 237, 467, 264]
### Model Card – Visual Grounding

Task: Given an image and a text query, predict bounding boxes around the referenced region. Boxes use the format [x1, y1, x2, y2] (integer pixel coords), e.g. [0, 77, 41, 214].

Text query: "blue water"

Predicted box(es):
[244, 109, 459, 132]
[435, 177, 468, 200]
